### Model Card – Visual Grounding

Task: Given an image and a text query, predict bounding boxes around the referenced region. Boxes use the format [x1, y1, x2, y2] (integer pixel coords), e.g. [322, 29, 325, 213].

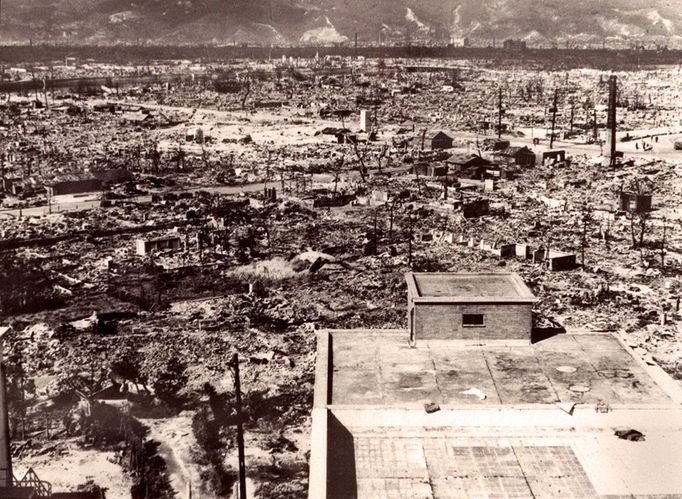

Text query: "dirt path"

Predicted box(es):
[142, 416, 203, 498]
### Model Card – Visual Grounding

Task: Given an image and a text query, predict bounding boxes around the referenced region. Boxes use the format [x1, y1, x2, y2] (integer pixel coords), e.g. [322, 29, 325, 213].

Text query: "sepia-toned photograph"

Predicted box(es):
[1, 1, 682, 497]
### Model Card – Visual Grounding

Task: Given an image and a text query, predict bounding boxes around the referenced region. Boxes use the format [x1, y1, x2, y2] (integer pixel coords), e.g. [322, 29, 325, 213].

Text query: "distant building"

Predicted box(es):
[482, 138, 510, 151]
[428, 131, 454, 150]
[214, 79, 242, 94]
[121, 112, 150, 125]
[135, 236, 183, 256]
[499, 146, 536, 168]
[461, 198, 490, 217]
[45, 178, 102, 197]
[503, 39, 527, 51]
[542, 149, 566, 165]
[1, 177, 23, 196]
[406, 272, 536, 343]
[445, 153, 493, 173]
[91, 168, 133, 184]
[335, 130, 357, 144]
[413, 163, 448, 177]
[620, 191, 652, 213]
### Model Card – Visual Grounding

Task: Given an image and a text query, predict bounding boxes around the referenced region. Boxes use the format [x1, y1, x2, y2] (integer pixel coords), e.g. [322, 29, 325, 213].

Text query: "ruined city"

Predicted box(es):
[1, 3, 682, 498]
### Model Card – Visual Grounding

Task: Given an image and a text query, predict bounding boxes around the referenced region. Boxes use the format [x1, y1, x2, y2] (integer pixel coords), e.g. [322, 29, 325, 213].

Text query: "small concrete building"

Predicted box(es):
[406, 272, 536, 343]
[359, 109, 369, 132]
[135, 236, 182, 256]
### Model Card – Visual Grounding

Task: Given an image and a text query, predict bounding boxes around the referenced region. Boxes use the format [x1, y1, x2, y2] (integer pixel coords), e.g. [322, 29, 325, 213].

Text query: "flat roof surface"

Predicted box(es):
[316, 330, 682, 498]
[327, 423, 682, 498]
[408, 272, 534, 300]
[329, 332, 674, 407]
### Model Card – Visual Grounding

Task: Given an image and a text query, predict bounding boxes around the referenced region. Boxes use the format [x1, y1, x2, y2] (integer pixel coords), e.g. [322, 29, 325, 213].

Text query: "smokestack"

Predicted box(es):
[355, 32, 358, 50]
[0, 326, 12, 487]
[606, 75, 617, 166]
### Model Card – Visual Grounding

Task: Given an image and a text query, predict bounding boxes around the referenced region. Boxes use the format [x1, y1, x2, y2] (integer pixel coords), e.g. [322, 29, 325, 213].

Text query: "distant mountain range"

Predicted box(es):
[2, 0, 682, 47]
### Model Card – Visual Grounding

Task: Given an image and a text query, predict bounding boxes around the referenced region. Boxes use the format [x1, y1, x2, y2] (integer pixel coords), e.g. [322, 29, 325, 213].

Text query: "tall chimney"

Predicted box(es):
[606, 75, 618, 166]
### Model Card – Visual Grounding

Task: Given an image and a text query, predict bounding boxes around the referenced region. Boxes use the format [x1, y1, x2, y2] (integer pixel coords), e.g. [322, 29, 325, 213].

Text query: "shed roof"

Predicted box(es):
[445, 153, 491, 166]
[406, 272, 536, 303]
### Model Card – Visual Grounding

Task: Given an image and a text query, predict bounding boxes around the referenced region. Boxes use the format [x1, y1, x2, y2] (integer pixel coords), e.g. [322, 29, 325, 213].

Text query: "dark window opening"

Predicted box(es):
[462, 314, 485, 327]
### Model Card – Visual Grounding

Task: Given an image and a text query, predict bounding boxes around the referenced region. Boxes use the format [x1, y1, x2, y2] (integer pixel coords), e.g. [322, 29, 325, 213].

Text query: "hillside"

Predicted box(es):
[1, 0, 682, 47]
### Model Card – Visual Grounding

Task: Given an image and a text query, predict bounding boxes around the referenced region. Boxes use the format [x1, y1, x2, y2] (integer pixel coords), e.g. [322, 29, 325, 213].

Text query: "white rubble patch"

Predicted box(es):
[461, 387, 487, 400]
[252, 23, 287, 44]
[14, 449, 132, 499]
[109, 11, 137, 24]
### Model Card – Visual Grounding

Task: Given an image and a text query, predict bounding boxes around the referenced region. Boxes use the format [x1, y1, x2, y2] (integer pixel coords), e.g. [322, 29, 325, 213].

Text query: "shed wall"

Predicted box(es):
[413, 302, 532, 340]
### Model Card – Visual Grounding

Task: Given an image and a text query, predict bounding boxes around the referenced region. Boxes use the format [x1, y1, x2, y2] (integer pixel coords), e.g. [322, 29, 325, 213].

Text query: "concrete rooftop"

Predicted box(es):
[408, 272, 535, 301]
[311, 330, 682, 498]
[328, 331, 675, 407]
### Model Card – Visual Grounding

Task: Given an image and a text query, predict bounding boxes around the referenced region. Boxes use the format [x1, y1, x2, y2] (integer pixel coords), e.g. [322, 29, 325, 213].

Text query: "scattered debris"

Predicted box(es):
[615, 429, 646, 442]
[424, 402, 440, 414]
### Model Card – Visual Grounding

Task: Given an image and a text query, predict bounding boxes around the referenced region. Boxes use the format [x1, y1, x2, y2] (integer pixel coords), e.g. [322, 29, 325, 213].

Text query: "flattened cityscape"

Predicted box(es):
[1, 42, 682, 499]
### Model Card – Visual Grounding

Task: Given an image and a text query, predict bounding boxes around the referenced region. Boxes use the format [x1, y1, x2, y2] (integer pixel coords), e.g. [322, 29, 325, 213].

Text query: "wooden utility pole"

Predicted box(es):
[264, 151, 271, 192]
[407, 212, 414, 267]
[569, 99, 575, 134]
[0, 326, 12, 488]
[549, 88, 558, 149]
[661, 218, 668, 268]
[593, 107, 598, 144]
[580, 206, 590, 267]
[497, 87, 503, 139]
[373, 209, 378, 255]
[232, 353, 247, 499]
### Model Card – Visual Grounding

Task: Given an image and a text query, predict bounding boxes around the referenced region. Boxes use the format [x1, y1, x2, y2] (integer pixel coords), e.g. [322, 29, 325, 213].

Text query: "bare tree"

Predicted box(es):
[351, 136, 371, 182]
[331, 154, 346, 196]
[173, 141, 186, 171]
[240, 79, 251, 116]
[627, 210, 649, 249]
[579, 204, 592, 267]
[385, 191, 403, 244]
[149, 140, 161, 174]
[201, 144, 211, 170]
[375, 143, 389, 173]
